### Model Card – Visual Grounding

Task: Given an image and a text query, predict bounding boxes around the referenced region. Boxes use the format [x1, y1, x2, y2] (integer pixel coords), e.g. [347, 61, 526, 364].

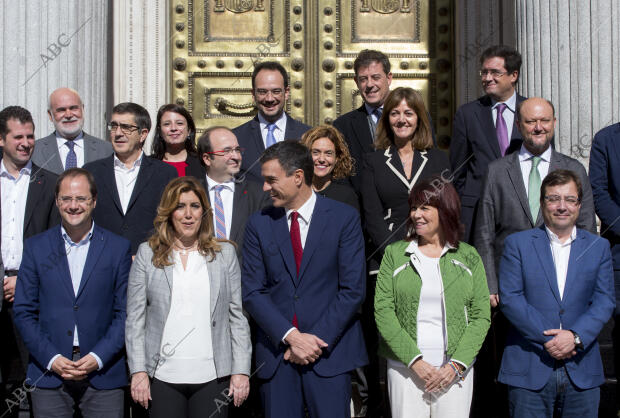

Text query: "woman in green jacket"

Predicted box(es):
[375, 176, 490, 418]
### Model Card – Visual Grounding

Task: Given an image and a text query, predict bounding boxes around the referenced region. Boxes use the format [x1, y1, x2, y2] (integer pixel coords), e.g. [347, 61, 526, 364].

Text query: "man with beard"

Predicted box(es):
[233, 62, 310, 183]
[472, 97, 596, 417]
[32, 87, 113, 174]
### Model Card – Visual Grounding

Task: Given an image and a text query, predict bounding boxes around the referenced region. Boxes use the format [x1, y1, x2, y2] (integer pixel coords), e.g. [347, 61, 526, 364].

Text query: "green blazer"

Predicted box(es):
[375, 240, 490, 369]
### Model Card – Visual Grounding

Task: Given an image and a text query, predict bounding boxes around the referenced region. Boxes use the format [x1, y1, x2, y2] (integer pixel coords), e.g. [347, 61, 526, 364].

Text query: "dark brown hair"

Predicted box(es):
[300, 125, 355, 179]
[405, 175, 463, 247]
[151, 104, 197, 160]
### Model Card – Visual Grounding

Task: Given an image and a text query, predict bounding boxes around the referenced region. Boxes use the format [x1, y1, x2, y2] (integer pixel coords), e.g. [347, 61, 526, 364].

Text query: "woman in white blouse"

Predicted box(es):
[125, 176, 251, 417]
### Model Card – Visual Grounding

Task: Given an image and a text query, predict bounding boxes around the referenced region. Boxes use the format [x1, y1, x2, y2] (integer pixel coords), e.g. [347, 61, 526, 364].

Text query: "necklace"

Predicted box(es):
[174, 241, 198, 256]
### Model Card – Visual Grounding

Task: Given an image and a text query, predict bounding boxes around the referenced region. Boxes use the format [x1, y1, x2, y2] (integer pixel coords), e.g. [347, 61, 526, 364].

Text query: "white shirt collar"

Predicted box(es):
[0, 159, 32, 179]
[258, 111, 287, 132]
[518, 143, 552, 163]
[404, 238, 454, 257]
[491, 90, 517, 112]
[61, 221, 95, 246]
[545, 225, 577, 246]
[56, 131, 84, 146]
[206, 175, 235, 191]
[286, 191, 316, 225]
[114, 152, 144, 170]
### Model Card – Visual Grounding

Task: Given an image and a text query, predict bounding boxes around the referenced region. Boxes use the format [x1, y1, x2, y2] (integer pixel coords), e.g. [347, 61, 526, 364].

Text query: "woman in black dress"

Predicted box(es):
[151, 104, 204, 178]
[301, 125, 359, 211]
[361, 87, 450, 272]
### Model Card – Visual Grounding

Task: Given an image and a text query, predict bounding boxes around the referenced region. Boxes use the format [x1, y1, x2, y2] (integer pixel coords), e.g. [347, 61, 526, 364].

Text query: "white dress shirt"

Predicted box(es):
[491, 90, 517, 138]
[546, 225, 577, 301]
[114, 152, 143, 214]
[519, 145, 552, 196]
[1, 160, 31, 270]
[206, 175, 236, 239]
[47, 222, 103, 370]
[156, 251, 217, 383]
[282, 192, 317, 341]
[56, 132, 85, 169]
[258, 112, 287, 148]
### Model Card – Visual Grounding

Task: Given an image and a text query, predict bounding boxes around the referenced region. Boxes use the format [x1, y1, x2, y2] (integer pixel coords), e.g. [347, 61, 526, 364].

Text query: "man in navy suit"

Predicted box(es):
[232, 61, 310, 183]
[589, 122, 620, 411]
[450, 45, 526, 243]
[499, 169, 615, 417]
[14, 168, 132, 417]
[242, 141, 368, 417]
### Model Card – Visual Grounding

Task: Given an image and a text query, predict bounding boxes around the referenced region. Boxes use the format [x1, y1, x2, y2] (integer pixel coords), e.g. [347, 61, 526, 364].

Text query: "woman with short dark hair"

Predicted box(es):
[375, 176, 490, 417]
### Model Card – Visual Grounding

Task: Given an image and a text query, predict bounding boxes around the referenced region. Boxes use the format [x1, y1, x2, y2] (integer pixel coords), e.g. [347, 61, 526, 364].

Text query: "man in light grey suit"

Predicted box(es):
[474, 97, 596, 303]
[32, 88, 113, 174]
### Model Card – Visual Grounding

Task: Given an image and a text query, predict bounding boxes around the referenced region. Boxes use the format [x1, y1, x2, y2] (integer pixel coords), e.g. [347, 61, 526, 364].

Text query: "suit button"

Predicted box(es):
[294, 295, 299, 300]
[73, 305, 78, 311]
[212, 321, 216, 326]
[122, 225, 129, 231]
[559, 309, 565, 314]
[67, 330, 72, 336]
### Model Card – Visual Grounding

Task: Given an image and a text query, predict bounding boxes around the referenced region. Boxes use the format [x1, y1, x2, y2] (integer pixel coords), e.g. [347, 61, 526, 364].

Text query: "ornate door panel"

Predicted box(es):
[170, 0, 453, 145]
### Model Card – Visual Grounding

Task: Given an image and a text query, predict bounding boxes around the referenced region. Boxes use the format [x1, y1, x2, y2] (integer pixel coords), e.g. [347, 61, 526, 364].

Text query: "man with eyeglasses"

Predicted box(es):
[0, 106, 59, 418]
[473, 97, 596, 417]
[14, 167, 132, 418]
[32, 88, 113, 174]
[232, 61, 310, 183]
[450, 45, 528, 244]
[497, 169, 614, 417]
[197, 126, 269, 260]
[83, 102, 177, 254]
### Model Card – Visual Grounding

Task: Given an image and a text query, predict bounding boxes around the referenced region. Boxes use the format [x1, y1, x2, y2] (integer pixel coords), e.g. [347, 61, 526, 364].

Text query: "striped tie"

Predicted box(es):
[214, 185, 226, 239]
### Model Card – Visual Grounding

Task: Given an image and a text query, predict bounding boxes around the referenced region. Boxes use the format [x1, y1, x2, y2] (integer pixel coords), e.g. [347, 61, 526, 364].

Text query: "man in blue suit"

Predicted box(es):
[232, 61, 310, 183]
[14, 168, 131, 417]
[242, 140, 368, 417]
[498, 169, 615, 417]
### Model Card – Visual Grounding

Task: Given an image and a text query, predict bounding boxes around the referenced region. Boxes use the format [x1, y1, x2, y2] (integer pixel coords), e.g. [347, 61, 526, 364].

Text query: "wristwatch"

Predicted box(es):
[570, 330, 584, 350]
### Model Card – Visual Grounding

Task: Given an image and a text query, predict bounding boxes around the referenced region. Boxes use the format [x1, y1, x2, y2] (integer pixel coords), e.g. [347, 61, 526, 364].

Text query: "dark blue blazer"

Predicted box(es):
[241, 195, 368, 380]
[590, 122, 620, 269]
[13, 224, 132, 389]
[232, 113, 310, 183]
[498, 226, 615, 390]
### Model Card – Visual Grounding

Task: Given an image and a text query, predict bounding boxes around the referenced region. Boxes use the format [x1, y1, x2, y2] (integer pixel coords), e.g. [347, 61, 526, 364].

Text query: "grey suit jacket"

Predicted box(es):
[32, 132, 113, 174]
[474, 148, 597, 294]
[125, 241, 251, 379]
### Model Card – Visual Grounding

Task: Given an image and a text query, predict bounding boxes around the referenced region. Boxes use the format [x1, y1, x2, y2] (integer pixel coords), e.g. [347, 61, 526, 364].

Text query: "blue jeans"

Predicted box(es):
[507, 366, 599, 418]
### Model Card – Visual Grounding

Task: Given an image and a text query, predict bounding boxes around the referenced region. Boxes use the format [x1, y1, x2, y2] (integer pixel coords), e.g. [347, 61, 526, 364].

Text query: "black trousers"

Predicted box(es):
[150, 377, 229, 418]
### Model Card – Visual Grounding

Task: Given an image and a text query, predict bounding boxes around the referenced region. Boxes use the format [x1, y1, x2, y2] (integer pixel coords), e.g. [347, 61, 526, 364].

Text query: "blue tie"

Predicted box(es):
[65, 140, 77, 170]
[374, 107, 382, 121]
[214, 185, 226, 239]
[266, 123, 277, 148]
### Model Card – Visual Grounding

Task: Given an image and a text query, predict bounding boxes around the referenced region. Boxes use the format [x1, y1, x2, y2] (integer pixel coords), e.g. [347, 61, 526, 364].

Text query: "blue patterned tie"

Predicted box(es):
[65, 140, 77, 170]
[214, 185, 226, 239]
[266, 123, 277, 148]
[374, 107, 382, 121]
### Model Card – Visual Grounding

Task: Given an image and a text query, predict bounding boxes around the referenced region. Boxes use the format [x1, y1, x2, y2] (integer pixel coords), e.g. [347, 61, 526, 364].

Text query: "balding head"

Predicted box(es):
[48, 87, 85, 140]
[517, 97, 556, 155]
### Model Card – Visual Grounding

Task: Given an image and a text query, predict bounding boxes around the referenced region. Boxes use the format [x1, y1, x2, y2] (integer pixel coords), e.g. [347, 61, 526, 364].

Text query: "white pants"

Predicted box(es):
[387, 359, 473, 418]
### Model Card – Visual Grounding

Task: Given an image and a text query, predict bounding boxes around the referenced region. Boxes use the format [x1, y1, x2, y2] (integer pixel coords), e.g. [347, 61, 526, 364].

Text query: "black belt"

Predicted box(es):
[4, 269, 18, 277]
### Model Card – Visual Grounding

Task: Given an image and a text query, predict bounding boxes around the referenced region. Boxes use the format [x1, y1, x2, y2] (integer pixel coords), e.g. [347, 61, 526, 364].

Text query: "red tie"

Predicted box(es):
[290, 211, 303, 327]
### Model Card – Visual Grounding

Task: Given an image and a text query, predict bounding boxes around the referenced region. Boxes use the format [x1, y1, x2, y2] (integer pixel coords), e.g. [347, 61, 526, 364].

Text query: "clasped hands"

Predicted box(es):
[283, 329, 328, 365]
[410, 359, 460, 393]
[543, 329, 576, 360]
[51, 354, 99, 381]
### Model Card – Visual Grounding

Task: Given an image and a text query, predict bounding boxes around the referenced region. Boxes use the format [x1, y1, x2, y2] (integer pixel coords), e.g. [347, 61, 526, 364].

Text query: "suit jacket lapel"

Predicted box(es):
[76, 227, 105, 299]
[477, 98, 502, 158]
[83, 136, 98, 163]
[297, 198, 327, 281]
[561, 231, 586, 303]
[229, 182, 246, 244]
[352, 106, 374, 151]
[532, 228, 562, 305]
[101, 157, 123, 214]
[272, 209, 298, 285]
[207, 256, 220, 317]
[24, 165, 45, 235]
[51, 228, 76, 299]
[384, 147, 428, 191]
[126, 156, 155, 212]
[41, 134, 64, 174]
[506, 153, 535, 226]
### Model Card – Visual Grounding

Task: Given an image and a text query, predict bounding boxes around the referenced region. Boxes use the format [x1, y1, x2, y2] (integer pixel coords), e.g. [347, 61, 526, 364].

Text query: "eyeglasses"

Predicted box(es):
[107, 122, 139, 134]
[254, 88, 284, 98]
[57, 196, 93, 205]
[478, 69, 509, 78]
[543, 195, 580, 206]
[206, 147, 244, 157]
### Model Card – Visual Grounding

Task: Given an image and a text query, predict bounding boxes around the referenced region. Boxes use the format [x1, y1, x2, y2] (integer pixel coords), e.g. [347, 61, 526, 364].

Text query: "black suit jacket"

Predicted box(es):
[232, 113, 311, 183]
[185, 154, 205, 179]
[24, 164, 60, 239]
[84, 155, 178, 254]
[200, 176, 269, 259]
[450, 94, 527, 242]
[361, 146, 450, 270]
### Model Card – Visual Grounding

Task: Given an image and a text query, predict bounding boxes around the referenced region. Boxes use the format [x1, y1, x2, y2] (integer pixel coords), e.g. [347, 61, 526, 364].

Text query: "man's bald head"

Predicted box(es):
[48, 87, 84, 140]
[517, 97, 557, 156]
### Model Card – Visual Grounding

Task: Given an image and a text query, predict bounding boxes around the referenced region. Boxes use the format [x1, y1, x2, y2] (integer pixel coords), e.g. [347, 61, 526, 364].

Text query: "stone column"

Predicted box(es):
[0, 1, 109, 139]
[515, 0, 620, 165]
[112, 0, 170, 152]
